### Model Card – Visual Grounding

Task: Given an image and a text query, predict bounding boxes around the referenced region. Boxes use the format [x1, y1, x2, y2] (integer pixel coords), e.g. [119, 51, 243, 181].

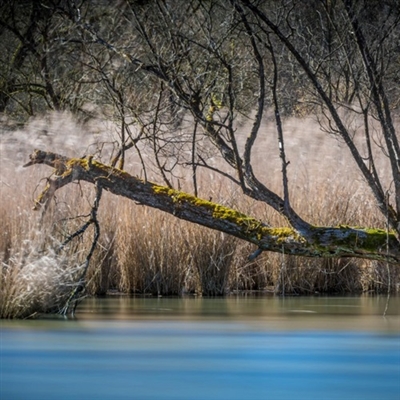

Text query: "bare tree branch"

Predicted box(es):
[24, 150, 400, 264]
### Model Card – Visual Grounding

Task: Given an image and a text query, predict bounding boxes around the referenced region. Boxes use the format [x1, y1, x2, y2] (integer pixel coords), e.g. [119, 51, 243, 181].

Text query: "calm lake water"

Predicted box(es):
[1, 295, 399, 400]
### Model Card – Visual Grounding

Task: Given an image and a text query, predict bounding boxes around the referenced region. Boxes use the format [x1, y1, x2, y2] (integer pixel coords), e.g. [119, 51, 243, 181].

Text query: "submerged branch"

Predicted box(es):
[24, 149, 400, 264]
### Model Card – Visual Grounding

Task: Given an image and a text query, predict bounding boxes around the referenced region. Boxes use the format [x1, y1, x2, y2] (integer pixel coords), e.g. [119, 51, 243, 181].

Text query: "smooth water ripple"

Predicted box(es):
[1, 296, 400, 400]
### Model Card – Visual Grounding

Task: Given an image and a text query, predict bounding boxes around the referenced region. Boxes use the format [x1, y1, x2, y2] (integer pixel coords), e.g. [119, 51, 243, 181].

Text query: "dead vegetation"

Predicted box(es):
[1, 114, 398, 318]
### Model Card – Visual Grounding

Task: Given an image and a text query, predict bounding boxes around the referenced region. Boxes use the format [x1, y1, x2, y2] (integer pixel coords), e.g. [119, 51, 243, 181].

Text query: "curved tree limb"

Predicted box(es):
[240, 0, 399, 236]
[24, 149, 400, 264]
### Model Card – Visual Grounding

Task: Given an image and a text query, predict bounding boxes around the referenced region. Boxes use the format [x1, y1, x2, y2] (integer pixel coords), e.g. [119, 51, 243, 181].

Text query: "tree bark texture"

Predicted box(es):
[24, 150, 400, 264]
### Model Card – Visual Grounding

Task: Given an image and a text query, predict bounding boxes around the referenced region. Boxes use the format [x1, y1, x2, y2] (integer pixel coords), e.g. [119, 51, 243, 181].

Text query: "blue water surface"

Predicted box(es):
[1, 321, 399, 400]
[1, 296, 400, 400]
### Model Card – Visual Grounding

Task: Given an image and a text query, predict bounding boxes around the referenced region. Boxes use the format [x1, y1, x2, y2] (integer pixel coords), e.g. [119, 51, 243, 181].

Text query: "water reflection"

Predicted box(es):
[1, 295, 400, 400]
[77, 294, 400, 331]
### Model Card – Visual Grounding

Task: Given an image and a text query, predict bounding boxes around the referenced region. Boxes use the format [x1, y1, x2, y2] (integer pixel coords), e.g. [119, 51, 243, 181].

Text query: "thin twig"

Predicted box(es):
[59, 182, 103, 316]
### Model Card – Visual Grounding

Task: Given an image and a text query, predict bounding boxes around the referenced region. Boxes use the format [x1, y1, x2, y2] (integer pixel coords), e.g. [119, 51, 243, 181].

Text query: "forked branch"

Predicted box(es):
[24, 149, 400, 264]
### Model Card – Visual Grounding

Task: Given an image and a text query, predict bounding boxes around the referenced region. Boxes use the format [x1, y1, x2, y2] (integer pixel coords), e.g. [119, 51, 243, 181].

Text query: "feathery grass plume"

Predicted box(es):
[1, 241, 85, 318]
[1, 112, 399, 319]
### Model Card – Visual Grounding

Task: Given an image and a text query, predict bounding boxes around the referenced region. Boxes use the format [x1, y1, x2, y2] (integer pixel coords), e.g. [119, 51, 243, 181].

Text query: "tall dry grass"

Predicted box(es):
[1, 113, 399, 317]
[0, 170, 87, 317]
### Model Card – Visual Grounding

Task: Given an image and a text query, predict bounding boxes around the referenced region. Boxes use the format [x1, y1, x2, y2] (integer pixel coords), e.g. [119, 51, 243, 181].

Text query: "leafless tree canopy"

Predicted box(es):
[2, 1, 400, 267]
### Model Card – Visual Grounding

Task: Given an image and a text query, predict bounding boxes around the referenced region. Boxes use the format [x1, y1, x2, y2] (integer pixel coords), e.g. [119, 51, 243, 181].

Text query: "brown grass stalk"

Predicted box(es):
[1, 113, 399, 317]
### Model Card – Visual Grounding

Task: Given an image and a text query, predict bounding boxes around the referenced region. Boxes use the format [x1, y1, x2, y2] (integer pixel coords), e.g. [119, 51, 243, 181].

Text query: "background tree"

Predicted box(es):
[55, 0, 399, 238]
[2, 0, 400, 312]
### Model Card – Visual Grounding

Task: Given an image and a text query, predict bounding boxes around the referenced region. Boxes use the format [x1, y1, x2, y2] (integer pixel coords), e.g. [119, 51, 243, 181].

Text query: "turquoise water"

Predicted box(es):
[1, 296, 400, 400]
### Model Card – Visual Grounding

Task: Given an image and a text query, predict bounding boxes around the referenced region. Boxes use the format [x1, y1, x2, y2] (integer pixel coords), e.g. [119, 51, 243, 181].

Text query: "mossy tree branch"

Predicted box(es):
[24, 149, 400, 265]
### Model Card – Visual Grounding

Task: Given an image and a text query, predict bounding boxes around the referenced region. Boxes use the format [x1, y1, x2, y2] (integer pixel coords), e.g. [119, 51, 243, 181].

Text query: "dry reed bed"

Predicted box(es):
[1, 114, 399, 318]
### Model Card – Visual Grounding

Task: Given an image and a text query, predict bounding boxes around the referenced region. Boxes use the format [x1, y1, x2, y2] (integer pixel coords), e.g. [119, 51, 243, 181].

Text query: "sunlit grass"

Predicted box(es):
[1, 113, 398, 318]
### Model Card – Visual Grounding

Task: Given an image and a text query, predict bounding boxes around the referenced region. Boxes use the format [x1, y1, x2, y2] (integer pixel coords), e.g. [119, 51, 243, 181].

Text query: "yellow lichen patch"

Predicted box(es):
[152, 185, 177, 198]
[32, 182, 51, 210]
[264, 227, 300, 242]
[359, 227, 397, 251]
[64, 157, 87, 171]
[65, 157, 133, 180]
[153, 185, 255, 221]
[304, 224, 397, 252]
[212, 204, 265, 235]
[151, 184, 302, 243]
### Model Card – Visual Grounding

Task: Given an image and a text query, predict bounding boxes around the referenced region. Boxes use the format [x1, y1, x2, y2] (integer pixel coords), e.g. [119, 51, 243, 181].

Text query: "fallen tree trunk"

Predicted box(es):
[24, 149, 400, 264]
